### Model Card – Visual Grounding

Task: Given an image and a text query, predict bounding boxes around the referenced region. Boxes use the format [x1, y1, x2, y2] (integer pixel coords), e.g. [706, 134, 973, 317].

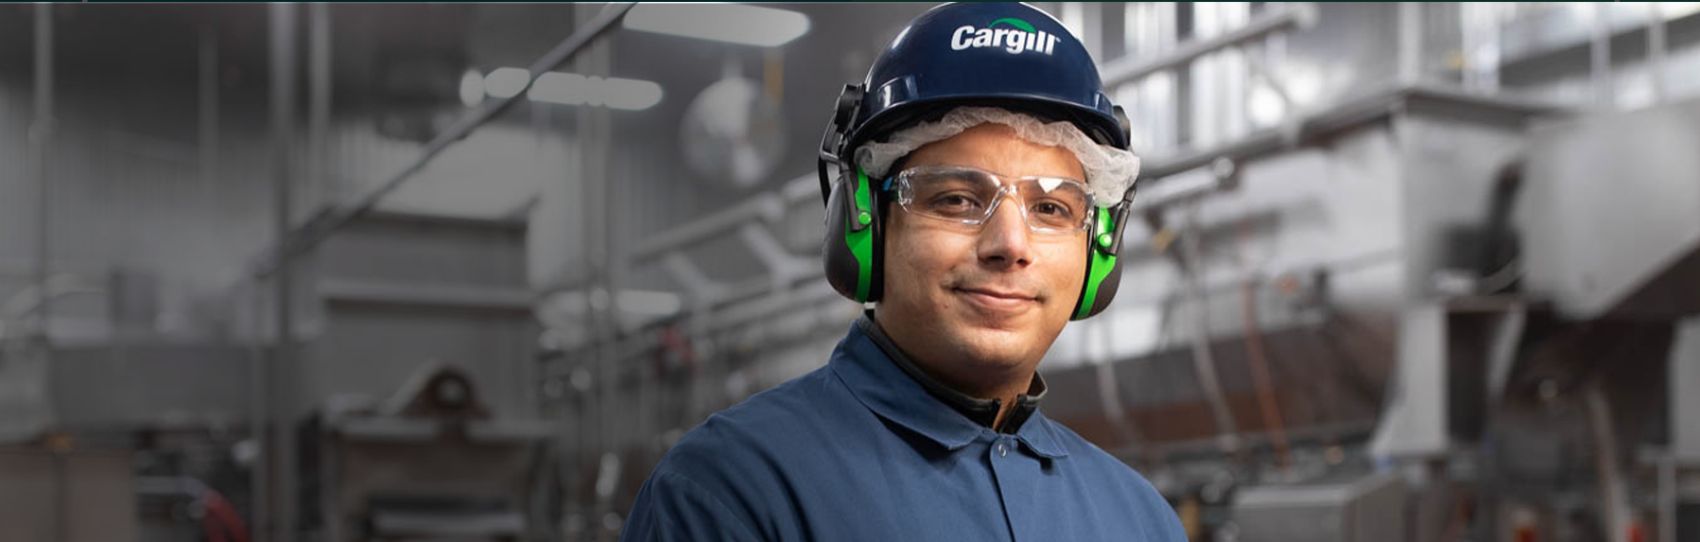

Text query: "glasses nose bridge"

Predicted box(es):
[981, 181, 1037, 231]
[990, 181, 1021, 208]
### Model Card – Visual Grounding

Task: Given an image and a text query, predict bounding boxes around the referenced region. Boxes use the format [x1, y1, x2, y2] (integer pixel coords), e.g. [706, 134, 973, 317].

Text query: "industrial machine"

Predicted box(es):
[297, 365, 555, 542]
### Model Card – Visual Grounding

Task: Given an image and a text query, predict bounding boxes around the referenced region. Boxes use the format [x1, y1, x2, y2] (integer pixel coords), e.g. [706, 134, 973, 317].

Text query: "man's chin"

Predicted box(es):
[939, 326, 1034, 368]
[949, 300, 1042, 330]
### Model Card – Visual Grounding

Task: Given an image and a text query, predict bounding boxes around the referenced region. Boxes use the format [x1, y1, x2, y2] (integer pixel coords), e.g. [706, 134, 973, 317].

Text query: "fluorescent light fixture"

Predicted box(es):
[599, 78, 665, 111]
[458, 69, 485, 107]
[528, 72, 664, 111]
[623, 3, 810, 47]
[472, 68, 663, 111]
[483, 67, 531, 99]
[527, 72, 593, 104]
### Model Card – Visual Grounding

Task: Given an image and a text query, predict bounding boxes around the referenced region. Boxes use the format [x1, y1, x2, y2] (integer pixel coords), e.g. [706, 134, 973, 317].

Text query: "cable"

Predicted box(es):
[1240, 276, 1292, 470]
[1237, 219, 1292, 471]
[1182, 203, 1241, 455]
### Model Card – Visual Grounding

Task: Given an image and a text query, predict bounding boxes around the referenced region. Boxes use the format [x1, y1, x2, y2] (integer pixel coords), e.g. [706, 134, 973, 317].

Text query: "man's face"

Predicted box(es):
[877, 123, 1089, 384]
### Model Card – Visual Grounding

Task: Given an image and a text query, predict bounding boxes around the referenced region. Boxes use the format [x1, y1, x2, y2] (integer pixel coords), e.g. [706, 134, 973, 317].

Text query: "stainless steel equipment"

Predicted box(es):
[1518, 95, 1700, 321]
[1232, 472, 1408, 542]
[297, 364, 553, 542]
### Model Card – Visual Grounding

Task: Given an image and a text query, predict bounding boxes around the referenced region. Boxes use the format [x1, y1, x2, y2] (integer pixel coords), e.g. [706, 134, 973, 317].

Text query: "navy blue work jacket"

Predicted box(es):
[622, 317, 1185, 541]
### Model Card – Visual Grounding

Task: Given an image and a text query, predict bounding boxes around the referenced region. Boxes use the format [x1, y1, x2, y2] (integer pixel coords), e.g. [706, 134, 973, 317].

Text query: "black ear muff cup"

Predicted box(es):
[822, 176, 858, 300]
[1080, 255, 1123, 318]
[822, 172, 883, 303]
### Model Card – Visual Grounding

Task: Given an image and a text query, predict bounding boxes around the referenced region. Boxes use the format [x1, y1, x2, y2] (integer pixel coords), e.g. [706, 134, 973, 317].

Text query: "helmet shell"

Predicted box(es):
[842, 2, 1128, 162]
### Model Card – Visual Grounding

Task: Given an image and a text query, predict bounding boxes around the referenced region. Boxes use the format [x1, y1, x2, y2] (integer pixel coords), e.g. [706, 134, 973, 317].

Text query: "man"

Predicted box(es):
[622, 3, 1184, 540]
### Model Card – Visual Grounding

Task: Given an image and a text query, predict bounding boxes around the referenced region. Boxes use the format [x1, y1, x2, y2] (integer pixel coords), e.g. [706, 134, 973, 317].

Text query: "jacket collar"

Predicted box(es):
[828, 315, 1068, 459]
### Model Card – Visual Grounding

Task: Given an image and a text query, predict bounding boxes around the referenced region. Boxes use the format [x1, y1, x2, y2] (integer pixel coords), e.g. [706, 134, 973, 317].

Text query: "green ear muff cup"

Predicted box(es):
[823, 172, 882, 303]
[1070, 203, 1131, 320]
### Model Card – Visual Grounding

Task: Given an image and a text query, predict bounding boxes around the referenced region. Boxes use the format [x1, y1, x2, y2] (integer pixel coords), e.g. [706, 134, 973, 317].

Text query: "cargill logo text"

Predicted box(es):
[950, 18, 1059, 55]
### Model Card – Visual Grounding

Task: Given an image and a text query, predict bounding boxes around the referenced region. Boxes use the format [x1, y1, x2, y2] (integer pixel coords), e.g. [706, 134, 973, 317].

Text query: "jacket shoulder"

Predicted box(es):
[632, 366, 846, 540]
[653, 365, 843, 479]
[1041, 417, 1188, 540]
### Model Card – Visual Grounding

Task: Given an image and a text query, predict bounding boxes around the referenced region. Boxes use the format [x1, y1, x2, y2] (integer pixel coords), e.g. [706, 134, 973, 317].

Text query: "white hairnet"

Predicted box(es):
[854, 106, 1141, 205]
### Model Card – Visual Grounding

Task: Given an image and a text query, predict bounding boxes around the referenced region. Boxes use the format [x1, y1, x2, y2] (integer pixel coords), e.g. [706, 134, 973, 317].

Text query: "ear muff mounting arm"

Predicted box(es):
[1101, 181, 1136, 255]
[817, 84, 864, 207]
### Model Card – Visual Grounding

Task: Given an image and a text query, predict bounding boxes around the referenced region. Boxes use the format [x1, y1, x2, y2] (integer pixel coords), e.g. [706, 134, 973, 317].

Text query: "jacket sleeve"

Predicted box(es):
[620, 469, 764, 542]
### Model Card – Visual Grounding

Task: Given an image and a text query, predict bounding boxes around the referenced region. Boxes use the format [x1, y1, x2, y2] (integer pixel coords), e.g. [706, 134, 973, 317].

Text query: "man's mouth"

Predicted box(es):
[952, 286, 1040, 314]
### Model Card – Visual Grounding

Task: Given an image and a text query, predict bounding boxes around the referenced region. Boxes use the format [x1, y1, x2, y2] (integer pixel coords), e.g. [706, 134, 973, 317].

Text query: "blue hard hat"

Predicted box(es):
[817, 2, 1130, 198]
[817, 3, 1136, 317]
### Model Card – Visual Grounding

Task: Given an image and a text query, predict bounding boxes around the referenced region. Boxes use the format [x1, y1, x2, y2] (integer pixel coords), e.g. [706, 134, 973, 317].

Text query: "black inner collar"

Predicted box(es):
[857, 312, 1046, 434]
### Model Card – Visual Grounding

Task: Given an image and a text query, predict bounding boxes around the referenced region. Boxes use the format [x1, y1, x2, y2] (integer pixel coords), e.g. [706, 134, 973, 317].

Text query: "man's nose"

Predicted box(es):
[977, 197, 1033, 269]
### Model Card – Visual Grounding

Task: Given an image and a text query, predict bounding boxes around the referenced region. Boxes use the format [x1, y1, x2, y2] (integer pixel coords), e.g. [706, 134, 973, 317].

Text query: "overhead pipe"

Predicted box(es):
[625, 174, 817, 265]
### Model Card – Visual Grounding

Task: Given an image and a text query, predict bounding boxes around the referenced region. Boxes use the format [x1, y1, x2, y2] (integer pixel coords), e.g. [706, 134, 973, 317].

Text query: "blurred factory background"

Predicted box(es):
[3, 2, 1700, 541]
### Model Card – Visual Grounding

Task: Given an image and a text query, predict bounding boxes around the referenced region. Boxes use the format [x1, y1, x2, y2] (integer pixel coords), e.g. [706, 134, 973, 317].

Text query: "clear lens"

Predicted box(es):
[909, 170, 998, 221]
[895, 166, 1094, 234]
[1017, 178, 1091, 230]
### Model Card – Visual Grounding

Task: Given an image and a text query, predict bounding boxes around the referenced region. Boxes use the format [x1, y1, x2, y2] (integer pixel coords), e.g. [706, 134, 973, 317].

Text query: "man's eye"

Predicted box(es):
[930, 194, 983, 212]
[1032, 201, 1073, 218]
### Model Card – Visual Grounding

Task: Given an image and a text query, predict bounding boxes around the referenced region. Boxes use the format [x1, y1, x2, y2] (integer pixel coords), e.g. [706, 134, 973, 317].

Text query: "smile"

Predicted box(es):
[952, 287, 1039, 315]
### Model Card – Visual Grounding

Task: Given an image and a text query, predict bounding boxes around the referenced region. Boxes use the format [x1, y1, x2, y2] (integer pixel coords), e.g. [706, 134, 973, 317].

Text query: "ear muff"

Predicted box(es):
[823, 168, 883, 303]
[1071, 202, 1132, 320]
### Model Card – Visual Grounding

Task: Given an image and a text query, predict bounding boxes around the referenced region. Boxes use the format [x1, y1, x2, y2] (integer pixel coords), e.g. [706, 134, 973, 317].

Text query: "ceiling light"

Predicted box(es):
[458, 69, 485, 107]
[623, 3, 810, 47]
[472, 68, 664, 111]
[483, 67, 531, 99]
[526, 71, 594, 105]
[527, 72, 664, 111]
[597, 77, 665, 111]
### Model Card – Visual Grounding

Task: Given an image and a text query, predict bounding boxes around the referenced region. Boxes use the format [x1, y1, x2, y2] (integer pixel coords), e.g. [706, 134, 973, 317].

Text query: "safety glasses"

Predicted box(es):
[885, 165, 1098, 236]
